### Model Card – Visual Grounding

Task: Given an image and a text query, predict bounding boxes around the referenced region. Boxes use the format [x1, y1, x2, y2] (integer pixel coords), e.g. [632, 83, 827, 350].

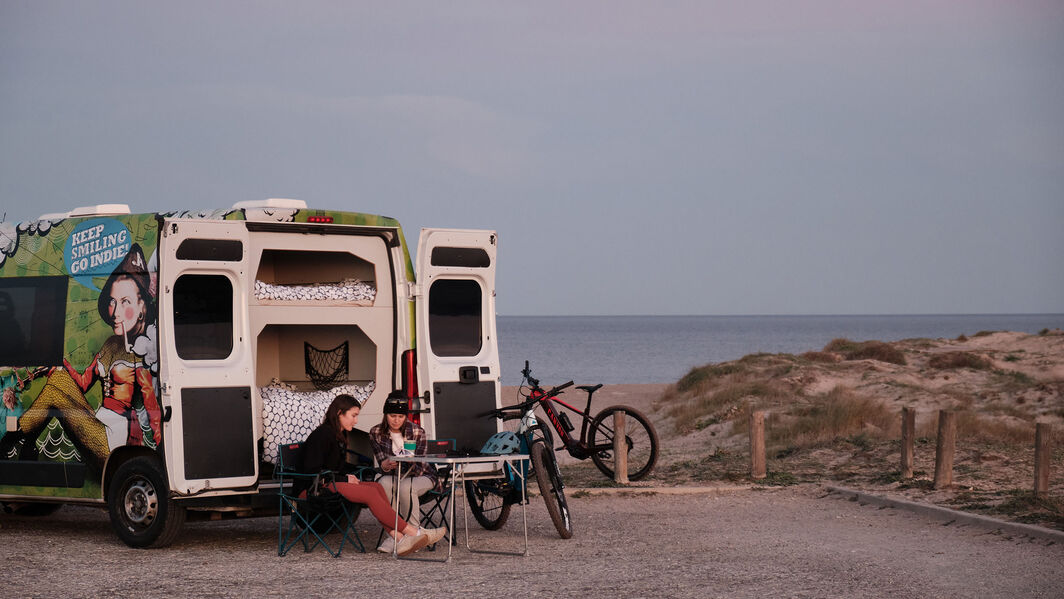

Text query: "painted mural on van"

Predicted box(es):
[0, 214, 160, 499]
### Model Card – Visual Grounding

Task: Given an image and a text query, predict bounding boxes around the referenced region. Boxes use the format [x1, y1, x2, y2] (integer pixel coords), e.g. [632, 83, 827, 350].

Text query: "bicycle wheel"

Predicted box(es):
[464, 479, 512, 530]
[588, 405, 659, 482]
[531, 440, 573, 539]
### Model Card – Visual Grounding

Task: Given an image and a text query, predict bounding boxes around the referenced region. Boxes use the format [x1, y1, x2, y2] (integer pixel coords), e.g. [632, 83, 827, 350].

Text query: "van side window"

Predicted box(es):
[0, 276, 67, 366]
[427, 279, 482, 357]
[430, 247, 490, 268]
[173, 274, 234, 360]
[176, 239, 243, 262]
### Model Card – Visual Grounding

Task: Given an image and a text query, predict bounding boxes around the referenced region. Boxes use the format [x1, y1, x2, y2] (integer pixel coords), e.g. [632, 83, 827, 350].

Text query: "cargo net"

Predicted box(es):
[304, 341, 349, 391]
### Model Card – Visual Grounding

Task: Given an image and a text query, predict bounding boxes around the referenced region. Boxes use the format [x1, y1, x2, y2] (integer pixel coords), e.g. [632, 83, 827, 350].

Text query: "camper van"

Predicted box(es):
[0, 199, 501, 547]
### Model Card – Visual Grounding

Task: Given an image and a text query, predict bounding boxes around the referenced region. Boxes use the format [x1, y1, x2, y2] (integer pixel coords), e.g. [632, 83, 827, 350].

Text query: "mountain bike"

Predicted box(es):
[517, 361, 659, 482]
[465, 376, 575, 539]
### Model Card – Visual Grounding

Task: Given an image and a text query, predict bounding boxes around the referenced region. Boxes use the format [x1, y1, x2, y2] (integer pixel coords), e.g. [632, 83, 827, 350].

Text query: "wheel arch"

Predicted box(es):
[103, 446, 164, 500]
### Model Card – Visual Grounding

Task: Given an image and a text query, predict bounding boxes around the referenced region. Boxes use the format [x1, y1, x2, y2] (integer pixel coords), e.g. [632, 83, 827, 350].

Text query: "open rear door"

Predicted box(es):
[415, 229, 500, 454]
[158, 218, 258, 494]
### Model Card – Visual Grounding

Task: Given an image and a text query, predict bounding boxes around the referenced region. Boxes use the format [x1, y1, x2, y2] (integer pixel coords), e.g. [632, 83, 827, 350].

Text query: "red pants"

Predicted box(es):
[325, 480, 409, 532]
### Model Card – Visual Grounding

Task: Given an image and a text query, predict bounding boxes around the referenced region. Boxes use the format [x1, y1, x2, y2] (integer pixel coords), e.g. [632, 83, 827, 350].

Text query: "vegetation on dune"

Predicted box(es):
[928, 351, 992, 370]
[823, 338, 907, 365]
[654, 331, 1062, 529]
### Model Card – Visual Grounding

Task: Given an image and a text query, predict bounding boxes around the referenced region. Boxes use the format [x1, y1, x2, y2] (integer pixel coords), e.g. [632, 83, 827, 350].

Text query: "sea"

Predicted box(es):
[496, 314, 1064, 386]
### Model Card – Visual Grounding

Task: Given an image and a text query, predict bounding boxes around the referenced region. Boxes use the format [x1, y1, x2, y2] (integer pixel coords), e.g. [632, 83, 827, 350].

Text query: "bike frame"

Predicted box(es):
[525, 386, 612, 461]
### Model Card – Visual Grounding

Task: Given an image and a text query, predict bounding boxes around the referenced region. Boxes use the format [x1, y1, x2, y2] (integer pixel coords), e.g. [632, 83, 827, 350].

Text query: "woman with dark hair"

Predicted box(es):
[300, 394, 445, 557]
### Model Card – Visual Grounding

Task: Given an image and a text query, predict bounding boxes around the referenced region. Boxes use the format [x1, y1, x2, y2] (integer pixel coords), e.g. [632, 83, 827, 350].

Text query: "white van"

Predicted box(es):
[0, 199, 501, 547]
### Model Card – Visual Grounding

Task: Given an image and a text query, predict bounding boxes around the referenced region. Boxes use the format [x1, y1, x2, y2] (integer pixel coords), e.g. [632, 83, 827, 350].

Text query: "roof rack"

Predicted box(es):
[37, 204, 131, 221]
[231, 198, 307, 211]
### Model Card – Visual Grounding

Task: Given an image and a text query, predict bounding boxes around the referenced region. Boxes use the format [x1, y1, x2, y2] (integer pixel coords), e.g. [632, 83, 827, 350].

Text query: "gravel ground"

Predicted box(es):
[2, 485, 1061, 598]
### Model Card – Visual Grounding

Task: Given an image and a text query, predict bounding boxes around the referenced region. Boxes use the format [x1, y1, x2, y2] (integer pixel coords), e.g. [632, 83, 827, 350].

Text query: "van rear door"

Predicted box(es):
[415, 229, 500, 454]
[158, 219, 258, 494]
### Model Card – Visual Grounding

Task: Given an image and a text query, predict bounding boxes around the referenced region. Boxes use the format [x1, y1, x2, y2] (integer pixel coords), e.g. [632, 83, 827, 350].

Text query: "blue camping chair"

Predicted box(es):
[275, 442, 365, 557]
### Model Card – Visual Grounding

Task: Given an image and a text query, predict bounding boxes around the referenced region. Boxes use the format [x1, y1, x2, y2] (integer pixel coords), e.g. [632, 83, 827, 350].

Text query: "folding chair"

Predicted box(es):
[275, 442, 365, 557]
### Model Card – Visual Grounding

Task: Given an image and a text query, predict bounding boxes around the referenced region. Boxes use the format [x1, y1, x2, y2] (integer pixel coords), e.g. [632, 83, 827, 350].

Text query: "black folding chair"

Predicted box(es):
[275, 442, 365, 557]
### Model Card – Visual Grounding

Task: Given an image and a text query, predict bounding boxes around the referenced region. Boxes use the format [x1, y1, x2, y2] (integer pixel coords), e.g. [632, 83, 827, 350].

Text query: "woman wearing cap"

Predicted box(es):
[368, 394, 438, 554]
[300, 394, 445, 557]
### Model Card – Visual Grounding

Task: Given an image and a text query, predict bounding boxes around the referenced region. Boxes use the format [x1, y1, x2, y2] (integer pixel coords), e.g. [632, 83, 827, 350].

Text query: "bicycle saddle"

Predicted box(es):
[577, 384, 603, 393]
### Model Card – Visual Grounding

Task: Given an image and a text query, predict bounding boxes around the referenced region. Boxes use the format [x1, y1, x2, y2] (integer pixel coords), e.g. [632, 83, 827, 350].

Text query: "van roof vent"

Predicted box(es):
[231, 198, 308, 211]
[37, 204, 131, 221]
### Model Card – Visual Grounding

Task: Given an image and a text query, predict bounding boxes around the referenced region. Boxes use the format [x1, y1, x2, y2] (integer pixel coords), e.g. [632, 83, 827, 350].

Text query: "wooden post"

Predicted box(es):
[933, 410, 956, 489]
[750, 410, 766, 480]
[901, 407, 915, 479]
[1034, 423, 1052, 498]
[613, 410, 629, 485]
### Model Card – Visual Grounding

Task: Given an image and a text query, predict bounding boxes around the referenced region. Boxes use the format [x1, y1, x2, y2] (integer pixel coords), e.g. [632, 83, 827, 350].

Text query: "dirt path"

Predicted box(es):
[2, 486, 1061, 598]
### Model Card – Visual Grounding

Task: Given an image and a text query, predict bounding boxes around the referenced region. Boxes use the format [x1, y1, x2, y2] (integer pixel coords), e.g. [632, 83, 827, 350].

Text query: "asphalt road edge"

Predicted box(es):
[825, 485, 1064, 544]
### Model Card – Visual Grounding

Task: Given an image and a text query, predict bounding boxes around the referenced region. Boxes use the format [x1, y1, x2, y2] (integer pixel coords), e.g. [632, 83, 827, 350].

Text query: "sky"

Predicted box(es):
[1, 1, 1062, 316]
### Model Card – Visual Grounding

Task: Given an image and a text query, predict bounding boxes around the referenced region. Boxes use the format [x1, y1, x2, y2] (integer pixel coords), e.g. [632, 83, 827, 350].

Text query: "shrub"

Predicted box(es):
[928, 351, 992, 370]
[800, 351, 841, 363]
[823, 338, 907, 365]
[766, 387, 895, 450]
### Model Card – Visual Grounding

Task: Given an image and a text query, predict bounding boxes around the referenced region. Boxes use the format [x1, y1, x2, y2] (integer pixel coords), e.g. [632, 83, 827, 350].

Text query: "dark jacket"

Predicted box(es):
[294, 424, 346, 496]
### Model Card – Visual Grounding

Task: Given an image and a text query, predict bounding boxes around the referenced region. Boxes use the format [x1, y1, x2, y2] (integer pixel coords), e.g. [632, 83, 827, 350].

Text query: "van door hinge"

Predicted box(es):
[408, 282, 421, 298]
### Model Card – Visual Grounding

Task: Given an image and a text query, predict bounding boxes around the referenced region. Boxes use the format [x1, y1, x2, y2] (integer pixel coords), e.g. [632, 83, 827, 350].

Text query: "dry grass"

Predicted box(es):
[666, 379, 792, 434]
[823, 338, 907, 365]
[764, 387, 896, 451]
[799, 351, 841, 363]
[928, 351, 992, 370]
[913, 410, 1036, 446]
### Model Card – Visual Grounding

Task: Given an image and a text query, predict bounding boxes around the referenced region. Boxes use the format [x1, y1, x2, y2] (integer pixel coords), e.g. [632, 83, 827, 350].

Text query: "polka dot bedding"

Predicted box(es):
[253, 278, 376, 304]
[260, 379, 375, 464]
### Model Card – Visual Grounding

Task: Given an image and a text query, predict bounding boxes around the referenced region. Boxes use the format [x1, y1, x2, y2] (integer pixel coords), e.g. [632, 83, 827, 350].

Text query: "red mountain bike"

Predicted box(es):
[515, 361, 659, 482]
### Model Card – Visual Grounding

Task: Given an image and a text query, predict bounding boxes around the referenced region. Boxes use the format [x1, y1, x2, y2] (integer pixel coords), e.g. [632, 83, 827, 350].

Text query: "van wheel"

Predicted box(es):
[107, 456, 185, 548]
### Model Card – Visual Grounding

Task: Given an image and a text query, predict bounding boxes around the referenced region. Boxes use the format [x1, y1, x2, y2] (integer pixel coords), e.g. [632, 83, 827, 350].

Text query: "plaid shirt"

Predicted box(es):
[368, 421, 437, 484]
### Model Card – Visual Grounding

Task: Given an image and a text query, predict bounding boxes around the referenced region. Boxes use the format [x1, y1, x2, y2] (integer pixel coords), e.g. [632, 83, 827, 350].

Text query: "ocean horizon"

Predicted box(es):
[496, 313, 1064, 387]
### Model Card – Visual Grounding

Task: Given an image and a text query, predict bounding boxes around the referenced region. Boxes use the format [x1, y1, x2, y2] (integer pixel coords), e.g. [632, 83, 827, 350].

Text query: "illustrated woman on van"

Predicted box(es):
[0, 243, 160, 472]
[63, 243, 161, 450]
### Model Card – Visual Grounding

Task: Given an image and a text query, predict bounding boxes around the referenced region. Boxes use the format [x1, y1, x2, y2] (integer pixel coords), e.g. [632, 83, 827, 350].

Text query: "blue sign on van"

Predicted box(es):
[64, 218, 132, 291]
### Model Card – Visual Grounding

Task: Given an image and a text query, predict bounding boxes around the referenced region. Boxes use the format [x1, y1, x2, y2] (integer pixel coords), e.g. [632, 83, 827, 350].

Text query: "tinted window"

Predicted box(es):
[0, 276, 67, 366]
[428, 279, 482, 357]
[430, 247, 490, 268]
[176, 239, 243, 262]
[173, 274, 233, 360]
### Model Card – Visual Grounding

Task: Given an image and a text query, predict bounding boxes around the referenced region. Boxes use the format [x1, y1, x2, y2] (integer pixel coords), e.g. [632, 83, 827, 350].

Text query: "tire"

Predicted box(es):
[531, 440, 572, 539]
[107, 456, 186, 548]
[464, 479, 512, 530]
[588, 405, 659, 482]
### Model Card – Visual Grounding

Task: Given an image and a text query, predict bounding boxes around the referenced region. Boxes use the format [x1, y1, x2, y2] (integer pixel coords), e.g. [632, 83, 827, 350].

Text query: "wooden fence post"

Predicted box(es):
[933, 410, 956, 489]
[750, 410, 766, 480]
[901, 407, 915, 479]
[1034, 423, 1052, 498]
[613, 410, 629, 485]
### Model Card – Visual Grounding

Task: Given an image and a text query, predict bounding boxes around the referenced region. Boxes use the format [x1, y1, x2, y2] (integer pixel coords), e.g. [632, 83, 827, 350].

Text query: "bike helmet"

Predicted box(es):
[480, 431, 521, 455]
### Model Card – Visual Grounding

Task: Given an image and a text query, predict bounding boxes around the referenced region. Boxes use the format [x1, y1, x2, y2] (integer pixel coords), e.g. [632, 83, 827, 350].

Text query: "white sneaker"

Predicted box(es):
[419, 526, 447, 546]
[395, 533, 430, 557]
[377, 536, 395, 554]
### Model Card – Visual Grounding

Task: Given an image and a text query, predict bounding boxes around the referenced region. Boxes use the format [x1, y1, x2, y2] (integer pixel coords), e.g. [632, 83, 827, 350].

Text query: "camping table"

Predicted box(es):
[391, 454, 530, 562]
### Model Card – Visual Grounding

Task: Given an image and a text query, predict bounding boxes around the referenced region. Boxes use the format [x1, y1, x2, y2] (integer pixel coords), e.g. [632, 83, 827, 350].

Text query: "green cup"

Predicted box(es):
[403, 439, 416, 454]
